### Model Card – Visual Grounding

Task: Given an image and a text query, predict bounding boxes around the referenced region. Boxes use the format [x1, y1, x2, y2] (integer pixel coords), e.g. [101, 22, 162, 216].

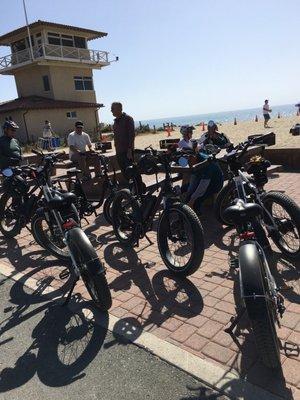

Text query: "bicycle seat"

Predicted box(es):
[224, 199, 262, 225]
[48, 191, 77, 210]
[125, 164, 139, 178]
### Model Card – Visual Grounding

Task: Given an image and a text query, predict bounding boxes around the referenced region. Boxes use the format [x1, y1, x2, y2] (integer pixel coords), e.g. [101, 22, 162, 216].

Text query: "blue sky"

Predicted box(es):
[0, 0, 299, 122]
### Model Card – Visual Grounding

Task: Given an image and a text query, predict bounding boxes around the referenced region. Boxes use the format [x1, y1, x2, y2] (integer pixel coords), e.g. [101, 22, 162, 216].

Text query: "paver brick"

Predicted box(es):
[197, 320, 223, 339]
[211, 310, 232, 325]
[185, 333, 208, 352]
[170, 324, 197, 343]
[283, 358, 300, 387]
[210, 286, 231, 300]
[202, 342, 236, 364]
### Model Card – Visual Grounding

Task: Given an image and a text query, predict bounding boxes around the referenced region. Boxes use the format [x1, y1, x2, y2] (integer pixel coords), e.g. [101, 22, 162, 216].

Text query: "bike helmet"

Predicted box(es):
[137, 154, 158, 175]
[180, 125, 195, 135]
[2, 117, 19, 130]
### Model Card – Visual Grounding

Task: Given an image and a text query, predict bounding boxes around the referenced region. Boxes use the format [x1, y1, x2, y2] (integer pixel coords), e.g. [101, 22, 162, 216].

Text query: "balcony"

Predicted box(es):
[0, 44, 110, 73]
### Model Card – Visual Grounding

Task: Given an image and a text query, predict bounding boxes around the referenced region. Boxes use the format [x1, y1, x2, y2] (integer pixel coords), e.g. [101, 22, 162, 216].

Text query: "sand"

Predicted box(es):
[133, 115, 300, 150]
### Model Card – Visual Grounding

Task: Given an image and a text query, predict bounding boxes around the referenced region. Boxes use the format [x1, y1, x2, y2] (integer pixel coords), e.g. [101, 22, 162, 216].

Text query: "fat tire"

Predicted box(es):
[239, 242, 281, 369]
[31, 214, 70, 261]
[68, 227, 112, 310]
[111, 189, 141, 247]
[263, 191, 300, 260]
[103, 193, 114, 225]
[0, 193, 22, 238]
[214, 182, 236, 226]
[158, 203, 204, 277]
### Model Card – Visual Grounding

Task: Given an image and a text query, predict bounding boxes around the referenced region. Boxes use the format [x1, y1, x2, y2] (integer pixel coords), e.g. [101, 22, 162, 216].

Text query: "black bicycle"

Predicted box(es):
[223, 191, 285, 369]
[55, 152, 119, 224]
[0, 158, 58, 239]
[214, 137, 300, 260]
[29, 150, 112, 310]
[111, 147, 207, 276]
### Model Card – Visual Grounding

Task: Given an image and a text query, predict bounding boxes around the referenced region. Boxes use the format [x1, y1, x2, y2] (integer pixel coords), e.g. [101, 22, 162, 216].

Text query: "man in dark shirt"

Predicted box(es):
[198, 120, 231, 149]
[111, 102, 135, 177]
[0, 119, 22, 170]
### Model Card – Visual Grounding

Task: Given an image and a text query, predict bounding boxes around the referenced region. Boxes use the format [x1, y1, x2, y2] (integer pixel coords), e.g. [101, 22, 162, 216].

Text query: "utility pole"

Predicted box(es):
[22, 0, 34, 60]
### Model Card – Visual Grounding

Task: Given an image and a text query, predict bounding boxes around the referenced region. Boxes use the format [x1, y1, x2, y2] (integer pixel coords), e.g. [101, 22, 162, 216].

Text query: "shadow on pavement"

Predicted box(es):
[0, 273, 108, 393]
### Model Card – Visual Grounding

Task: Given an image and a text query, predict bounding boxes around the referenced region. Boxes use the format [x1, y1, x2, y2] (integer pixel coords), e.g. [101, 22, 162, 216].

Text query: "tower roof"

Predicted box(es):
[0, 20, 107, 46]
[0, 96, 104, 112]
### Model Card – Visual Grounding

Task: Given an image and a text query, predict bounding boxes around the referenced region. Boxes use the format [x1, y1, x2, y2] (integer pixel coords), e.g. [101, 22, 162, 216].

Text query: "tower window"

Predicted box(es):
[43, 75, 50, 91]
[66, 111, 77, 119]
[74, 76, 94, 91]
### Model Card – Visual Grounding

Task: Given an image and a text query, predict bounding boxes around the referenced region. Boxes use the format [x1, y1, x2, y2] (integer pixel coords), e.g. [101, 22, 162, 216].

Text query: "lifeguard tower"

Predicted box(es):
[0, 20, 113, 142]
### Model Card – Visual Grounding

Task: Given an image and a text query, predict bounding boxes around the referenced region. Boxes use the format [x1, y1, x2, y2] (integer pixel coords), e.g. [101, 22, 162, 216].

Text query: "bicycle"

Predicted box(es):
[111, 147, 208, 276]
[214, 136, 300, 260]
[223, 187, 285, 369]
[55, 152, 119, 224]
[29, 150, 112, 310]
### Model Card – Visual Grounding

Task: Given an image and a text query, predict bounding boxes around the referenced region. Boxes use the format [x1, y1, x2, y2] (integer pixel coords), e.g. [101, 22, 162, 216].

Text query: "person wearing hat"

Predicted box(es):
[178, 125, 197, 149]
[0, 118, 22, 170]
[67, 121, 100, 180]
[198, 120, 231, 149]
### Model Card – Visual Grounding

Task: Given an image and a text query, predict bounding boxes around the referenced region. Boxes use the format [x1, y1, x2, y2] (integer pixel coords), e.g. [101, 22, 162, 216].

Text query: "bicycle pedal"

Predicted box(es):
[59, 268, 70, 280]
[229, 258, 239, 269]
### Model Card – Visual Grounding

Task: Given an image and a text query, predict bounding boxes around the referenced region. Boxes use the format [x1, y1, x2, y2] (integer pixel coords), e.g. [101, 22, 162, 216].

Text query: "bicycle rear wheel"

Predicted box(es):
[239, 242, 281, 369]
[0, 193, 22, 238]
[158, 203, 204, 276]
[31, 213, 70, 261]
[214, 182, 236, 226]
[263, 191, 300, 260]
[111, 189, 141, 247]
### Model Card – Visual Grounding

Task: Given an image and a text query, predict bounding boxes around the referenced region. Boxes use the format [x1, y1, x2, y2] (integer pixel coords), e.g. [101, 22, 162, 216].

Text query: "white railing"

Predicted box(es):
[0, 44, 109, 70]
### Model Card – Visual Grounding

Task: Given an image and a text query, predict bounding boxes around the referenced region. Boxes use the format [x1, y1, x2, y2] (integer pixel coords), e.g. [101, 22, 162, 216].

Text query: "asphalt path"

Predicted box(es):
[0, 273, 230, 400]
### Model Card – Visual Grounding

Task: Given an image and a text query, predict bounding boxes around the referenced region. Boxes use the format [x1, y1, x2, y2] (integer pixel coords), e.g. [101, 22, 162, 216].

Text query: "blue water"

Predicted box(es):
[139, 104, 297, 128]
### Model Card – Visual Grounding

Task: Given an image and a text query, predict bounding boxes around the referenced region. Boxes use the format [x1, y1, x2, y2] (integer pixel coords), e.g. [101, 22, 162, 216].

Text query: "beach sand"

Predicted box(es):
[133, 115, 300, 150]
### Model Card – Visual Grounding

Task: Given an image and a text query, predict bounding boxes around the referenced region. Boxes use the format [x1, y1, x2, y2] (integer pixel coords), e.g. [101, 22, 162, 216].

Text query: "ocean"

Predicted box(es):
[139, 103, 297, 128]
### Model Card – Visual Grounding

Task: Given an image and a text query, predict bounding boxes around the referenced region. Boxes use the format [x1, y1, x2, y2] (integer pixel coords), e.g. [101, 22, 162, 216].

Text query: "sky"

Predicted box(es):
[0, 0, 299, 123]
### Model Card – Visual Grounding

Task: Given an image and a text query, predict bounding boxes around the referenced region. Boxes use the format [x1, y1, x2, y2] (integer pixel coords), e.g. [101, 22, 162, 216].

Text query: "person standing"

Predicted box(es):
[67, 120, 100, 180]
[263, 100, 272, 128]
[0, 119, 22, 170]
[42, 120, 54, 138]
[111, 102, 135, 178]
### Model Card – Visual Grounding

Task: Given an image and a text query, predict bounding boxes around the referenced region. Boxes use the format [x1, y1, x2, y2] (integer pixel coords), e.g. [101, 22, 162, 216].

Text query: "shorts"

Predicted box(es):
[263, 114, 270, 121]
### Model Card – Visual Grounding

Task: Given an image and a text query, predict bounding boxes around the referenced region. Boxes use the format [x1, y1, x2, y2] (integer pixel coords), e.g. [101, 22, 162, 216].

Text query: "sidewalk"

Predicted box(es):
[0, 171, 299, 399]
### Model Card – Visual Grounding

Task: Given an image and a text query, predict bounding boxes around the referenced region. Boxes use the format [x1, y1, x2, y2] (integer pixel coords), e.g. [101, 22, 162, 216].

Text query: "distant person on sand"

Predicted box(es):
[111, 102, 135, 177]
[263, 100, 272, 128]
[198, 120, 231, 149]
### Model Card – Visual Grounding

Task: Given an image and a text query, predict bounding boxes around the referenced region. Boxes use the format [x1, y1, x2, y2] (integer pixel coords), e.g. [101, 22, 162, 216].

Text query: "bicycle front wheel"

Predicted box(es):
[158, 203, 204, 276]
[239, 242, 281, 369]
[68, 227, 112, 310]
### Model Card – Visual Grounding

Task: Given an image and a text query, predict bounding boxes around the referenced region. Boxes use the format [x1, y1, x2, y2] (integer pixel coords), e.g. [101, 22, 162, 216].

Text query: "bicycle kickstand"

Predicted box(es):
[61, 276, 79, 307]
[224, 307, 246, 334]
[145, 233, 153, 245]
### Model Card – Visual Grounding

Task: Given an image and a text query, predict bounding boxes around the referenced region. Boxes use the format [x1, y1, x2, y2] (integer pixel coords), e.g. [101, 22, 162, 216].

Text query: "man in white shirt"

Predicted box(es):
[67, 120, 100, 179]
[263, 99, 272, 128]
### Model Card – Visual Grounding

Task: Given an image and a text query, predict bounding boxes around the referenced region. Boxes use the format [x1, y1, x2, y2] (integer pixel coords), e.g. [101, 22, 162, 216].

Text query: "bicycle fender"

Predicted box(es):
[239, 241, 269, 320]
[66, 227, 105, 274]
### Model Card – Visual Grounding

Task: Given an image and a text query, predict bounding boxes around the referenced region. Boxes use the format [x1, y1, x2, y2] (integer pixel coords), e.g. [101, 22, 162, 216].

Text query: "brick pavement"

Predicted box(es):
[0, 171, 299, 399]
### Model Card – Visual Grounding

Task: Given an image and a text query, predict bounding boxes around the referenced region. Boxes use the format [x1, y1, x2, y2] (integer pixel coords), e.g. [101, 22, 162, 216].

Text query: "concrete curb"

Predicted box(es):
[0, 263, 283, 400]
